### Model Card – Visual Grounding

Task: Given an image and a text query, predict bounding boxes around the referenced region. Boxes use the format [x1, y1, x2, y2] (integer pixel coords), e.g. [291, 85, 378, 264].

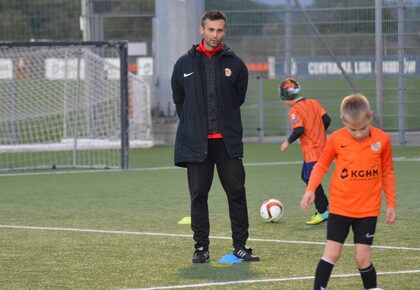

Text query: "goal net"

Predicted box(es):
[0, 41, 152, 171]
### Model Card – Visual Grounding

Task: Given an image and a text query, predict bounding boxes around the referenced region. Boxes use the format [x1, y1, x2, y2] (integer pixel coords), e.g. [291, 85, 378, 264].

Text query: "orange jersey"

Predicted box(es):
[288, 99, 327, 162]
[307, 126, 396, 218]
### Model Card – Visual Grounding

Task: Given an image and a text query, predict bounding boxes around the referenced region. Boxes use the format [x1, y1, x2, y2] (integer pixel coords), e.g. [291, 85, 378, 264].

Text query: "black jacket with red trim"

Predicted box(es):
[171, 44, 248, 167]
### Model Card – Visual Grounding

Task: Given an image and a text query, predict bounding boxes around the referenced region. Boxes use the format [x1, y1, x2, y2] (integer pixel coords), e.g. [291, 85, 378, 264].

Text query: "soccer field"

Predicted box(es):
[1, 144, 420, 289]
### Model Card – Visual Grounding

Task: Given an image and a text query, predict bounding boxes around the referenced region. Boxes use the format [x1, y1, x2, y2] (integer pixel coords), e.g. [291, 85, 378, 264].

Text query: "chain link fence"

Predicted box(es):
[207, 0, 420, 145]
[0, 0, 419, 145]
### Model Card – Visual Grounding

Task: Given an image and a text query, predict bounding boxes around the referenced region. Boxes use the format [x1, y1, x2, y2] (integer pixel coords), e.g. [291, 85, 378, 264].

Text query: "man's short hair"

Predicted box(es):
[201, 10, 227, 27]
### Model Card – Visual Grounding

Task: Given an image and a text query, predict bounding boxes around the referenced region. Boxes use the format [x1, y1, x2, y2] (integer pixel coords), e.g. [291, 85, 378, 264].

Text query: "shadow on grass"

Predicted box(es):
[177, 261, 261, 282]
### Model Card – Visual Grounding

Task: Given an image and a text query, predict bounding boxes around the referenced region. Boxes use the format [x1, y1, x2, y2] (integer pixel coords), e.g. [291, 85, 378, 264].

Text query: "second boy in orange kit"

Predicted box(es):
[279, 78, 331, 225]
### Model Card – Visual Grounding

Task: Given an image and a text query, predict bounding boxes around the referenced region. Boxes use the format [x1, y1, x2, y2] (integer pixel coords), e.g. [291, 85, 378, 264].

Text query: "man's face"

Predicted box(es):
[200, 19, 226, 50]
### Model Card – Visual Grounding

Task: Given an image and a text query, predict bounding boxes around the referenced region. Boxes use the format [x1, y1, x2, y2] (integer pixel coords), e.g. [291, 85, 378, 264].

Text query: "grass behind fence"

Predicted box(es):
[244, 77, 420, 136]
[1, 144, 419, 289]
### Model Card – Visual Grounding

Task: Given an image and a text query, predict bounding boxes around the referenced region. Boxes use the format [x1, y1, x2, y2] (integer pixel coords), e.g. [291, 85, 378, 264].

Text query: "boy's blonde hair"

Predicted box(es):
[340, 94, 371, 122]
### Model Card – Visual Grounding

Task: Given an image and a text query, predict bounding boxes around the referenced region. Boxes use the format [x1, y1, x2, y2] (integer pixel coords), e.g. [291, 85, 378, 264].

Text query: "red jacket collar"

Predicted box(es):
[197, 39, 222, 57]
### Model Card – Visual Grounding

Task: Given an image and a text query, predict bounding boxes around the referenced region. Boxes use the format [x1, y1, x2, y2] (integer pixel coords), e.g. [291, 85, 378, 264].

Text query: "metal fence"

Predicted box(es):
[0, 0, 419, 145]
[206, 0, 420, 145]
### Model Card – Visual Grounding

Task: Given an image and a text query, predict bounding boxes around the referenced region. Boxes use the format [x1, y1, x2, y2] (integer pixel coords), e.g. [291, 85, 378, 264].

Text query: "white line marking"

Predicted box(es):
[393, 157, 420, 161]
[0, 162, 300, 177]
[0, 166, 179, 177]
[121, 269, 420, 290]
[245, 161, 301, 166]
[1, 225, 420, 252]
[1, 157, 418, 177]
[0, 225, 192, 238]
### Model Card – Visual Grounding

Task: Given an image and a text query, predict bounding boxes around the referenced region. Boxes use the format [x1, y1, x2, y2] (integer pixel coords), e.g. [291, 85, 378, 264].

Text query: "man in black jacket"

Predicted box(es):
[171, 10, 259, 263]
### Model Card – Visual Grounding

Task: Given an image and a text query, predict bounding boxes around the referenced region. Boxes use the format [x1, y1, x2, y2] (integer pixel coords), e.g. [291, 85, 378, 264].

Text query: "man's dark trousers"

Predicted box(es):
[186, 139, 249, 250]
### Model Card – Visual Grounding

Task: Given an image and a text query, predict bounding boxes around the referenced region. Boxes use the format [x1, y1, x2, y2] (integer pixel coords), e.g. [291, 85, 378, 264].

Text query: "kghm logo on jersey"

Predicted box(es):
[340, 168, 348, 179]
[340, 167, 379, 179]
[371, 141, 381, 152]
[351, 169, 379, 177]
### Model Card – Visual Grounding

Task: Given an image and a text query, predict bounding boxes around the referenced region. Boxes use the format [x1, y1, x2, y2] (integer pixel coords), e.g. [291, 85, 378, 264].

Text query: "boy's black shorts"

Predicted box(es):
[327, 213, 377, 245]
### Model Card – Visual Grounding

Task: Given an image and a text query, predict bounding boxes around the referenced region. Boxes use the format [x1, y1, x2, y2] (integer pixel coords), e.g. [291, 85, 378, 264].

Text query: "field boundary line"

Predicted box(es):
[1, 157, 419, 177]
[122, 269, 420, 290]
[1, 224, 420, 252]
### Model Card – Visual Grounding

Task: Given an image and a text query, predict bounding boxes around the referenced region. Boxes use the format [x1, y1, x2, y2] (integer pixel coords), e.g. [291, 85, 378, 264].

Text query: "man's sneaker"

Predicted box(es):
[192, 247, 210, 263]
[306, 212, 328, 225]
[233, 246, 260, 262]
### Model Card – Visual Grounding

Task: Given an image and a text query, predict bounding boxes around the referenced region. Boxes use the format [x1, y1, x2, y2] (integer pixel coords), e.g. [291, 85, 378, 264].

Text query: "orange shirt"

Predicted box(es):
[288, 99, 327, 162]
[307, 126, 396, 218]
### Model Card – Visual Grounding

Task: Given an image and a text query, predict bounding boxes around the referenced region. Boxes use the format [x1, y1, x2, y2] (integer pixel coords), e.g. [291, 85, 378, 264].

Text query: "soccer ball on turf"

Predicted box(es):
[260, 198, 284, 222]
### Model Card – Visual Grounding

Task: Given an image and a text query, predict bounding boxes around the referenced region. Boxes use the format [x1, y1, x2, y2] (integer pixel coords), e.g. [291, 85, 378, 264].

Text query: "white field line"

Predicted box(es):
[0, 163, 299, 177]
[1, 224, 420, 252]
[1, 157, 419, 177]
[121, 269, 420, 290]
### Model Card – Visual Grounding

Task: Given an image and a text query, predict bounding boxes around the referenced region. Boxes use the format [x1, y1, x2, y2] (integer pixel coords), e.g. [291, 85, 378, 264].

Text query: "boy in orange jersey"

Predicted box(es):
[279, 78, 331, 225]
[301, 93, 397, 290]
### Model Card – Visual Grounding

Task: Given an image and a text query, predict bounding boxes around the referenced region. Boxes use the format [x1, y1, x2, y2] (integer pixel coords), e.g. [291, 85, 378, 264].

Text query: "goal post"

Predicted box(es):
[119, 41, 129, 170]
[0, 41, 152, 171]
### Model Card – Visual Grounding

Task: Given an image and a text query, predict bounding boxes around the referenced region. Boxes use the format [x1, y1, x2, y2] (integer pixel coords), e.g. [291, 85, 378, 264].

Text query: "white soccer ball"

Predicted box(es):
[260, 198, 284, 222]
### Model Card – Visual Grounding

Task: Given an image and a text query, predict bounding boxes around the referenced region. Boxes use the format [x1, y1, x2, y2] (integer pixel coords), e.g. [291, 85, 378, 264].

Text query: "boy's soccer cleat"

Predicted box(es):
[306, 212, 328, 225]
[192, 247, 210, 263]
[233, 246, 260, 262]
